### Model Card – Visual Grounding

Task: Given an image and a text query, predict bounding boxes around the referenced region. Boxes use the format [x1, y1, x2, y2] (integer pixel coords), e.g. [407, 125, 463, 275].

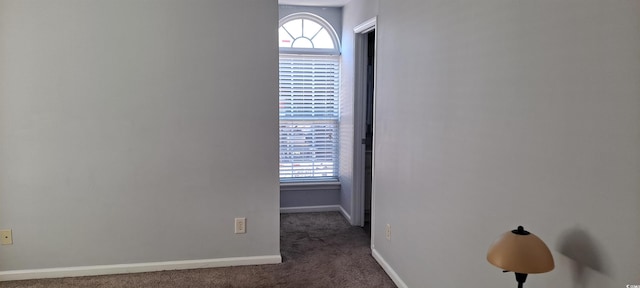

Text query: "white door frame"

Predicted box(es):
[351, 17, 377, 227]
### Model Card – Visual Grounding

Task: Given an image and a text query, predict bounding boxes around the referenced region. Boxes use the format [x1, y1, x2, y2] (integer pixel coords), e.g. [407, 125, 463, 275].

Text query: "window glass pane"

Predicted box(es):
[283, 19, 302, 39]
[312, 29, 334, 49]
[279, 56, 340, 180]
[292, 38, 313, 48]
[279, 121, 338, 179]
[279, 16, 338, 53]
[302, 19, 322, 39]
[278, 14, 340, 181]
[279, 27, 294, 48]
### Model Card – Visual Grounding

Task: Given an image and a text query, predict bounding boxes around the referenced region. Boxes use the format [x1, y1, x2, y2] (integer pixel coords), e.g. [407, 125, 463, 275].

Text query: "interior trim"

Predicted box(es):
[280, 181, 341, 191]
[0, 255, 282, 282]
[372, 248, 408, 288]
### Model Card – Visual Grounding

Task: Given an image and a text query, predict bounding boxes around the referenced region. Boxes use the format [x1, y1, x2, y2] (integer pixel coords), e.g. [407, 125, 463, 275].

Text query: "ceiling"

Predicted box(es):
[278, 0, 351, 7]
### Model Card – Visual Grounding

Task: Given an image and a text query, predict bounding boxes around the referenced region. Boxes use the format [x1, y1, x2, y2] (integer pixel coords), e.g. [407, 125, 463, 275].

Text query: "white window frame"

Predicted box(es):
[279, 13, 341, 56]
[279, 13, 341, 183]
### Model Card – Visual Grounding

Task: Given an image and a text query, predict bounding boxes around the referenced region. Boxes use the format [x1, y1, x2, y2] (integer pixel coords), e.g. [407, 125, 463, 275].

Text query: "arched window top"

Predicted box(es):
[279, 13, 340, 55]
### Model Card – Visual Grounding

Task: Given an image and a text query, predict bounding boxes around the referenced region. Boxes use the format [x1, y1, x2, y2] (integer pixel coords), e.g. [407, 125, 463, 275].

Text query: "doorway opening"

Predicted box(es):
[363, 30, 375, 234]
[352, 17, 376, 234]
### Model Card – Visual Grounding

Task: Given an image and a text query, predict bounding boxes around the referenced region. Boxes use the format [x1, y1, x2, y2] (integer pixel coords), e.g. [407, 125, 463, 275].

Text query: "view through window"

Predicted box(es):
[278, 13, 340, 181]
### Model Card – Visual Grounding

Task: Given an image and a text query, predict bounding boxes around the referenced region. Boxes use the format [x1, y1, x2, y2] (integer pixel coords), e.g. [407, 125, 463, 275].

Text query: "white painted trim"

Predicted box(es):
[354, 16, 377, 33]
[339, 205, 352, 223]
[371, 249, 408, 288]
[280, 205, 351, 223]
[280, 205, 341, 213]
[0, 255, 282, 282]
[369, 19, 380, 250]
[280, 181, 341, 191]
[351, 16, 377, 228]
[279, 12, 341, 55]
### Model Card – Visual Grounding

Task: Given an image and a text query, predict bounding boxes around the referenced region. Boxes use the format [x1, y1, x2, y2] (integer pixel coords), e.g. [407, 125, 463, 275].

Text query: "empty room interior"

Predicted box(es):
[1, 0, 639, 287]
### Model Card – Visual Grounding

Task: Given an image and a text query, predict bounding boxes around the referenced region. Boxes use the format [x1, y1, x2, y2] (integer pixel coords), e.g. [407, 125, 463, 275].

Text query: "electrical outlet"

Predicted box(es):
[235, 218, 246, 234]
[385, 224, 391, 240]
[0, 229, 12, 245]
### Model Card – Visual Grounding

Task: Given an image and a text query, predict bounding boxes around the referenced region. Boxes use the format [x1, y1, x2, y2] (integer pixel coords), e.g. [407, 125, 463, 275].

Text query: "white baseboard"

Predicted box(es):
[280, 205, 341, 213]
[280, 205, 352, 224]
[0, 255, 282, 282]
[372, 248, 408, 288]
[338, 205, 352, 223]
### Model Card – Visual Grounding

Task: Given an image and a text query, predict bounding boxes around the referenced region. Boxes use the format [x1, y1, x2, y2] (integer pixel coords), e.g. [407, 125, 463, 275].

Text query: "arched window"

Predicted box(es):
[278, 13, 340, 55]
[278, 13, 341, 181]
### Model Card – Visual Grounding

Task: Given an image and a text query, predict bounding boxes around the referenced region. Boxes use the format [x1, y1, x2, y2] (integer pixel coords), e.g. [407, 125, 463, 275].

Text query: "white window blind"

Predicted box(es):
[279, 55, 340, 181]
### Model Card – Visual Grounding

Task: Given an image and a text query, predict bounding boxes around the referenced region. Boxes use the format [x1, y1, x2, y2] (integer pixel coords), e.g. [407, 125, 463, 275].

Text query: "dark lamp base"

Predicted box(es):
[515, 272, 528, 288]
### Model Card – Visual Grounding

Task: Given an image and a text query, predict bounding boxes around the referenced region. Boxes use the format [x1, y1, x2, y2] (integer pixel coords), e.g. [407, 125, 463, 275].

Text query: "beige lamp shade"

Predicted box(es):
[487, 226, 555, 274]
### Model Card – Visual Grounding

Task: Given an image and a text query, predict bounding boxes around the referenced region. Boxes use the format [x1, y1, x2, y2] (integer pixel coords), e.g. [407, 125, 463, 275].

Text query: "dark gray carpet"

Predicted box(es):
[1, 212, 396, 288]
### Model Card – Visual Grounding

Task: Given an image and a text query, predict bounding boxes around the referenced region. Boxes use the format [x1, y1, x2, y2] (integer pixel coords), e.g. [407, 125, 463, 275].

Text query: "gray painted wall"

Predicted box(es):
[280, 189, 340, 207]
[0, 0, 280, 271]
[372, 0, 640, 287]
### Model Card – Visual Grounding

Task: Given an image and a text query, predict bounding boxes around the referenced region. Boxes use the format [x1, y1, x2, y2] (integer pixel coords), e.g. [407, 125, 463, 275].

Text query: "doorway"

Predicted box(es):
[363, 30, 375, 233]
[352, 17, 376, 230]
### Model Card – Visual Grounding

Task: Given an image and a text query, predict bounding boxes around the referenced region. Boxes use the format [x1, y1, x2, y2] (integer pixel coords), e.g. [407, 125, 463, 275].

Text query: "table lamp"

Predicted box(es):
[487, 226, 554, 288]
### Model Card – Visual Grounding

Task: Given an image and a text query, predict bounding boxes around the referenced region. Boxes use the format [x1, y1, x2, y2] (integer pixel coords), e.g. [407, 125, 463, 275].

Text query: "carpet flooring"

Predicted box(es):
[1, 212, 396, 288]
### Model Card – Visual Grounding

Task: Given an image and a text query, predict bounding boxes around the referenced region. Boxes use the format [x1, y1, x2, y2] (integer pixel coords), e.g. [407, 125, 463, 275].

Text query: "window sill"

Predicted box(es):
[280, 181, 341, 191]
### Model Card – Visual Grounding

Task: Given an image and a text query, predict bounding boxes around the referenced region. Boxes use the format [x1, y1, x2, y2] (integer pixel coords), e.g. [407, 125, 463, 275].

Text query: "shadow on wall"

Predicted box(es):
[557, 227, 612, 288]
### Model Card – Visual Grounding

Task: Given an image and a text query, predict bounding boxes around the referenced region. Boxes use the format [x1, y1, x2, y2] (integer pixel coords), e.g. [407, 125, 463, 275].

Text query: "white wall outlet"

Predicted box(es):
[235, 218, 246, 234]
[0, 229, 13, 245]
[385, 224, 391, 240]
